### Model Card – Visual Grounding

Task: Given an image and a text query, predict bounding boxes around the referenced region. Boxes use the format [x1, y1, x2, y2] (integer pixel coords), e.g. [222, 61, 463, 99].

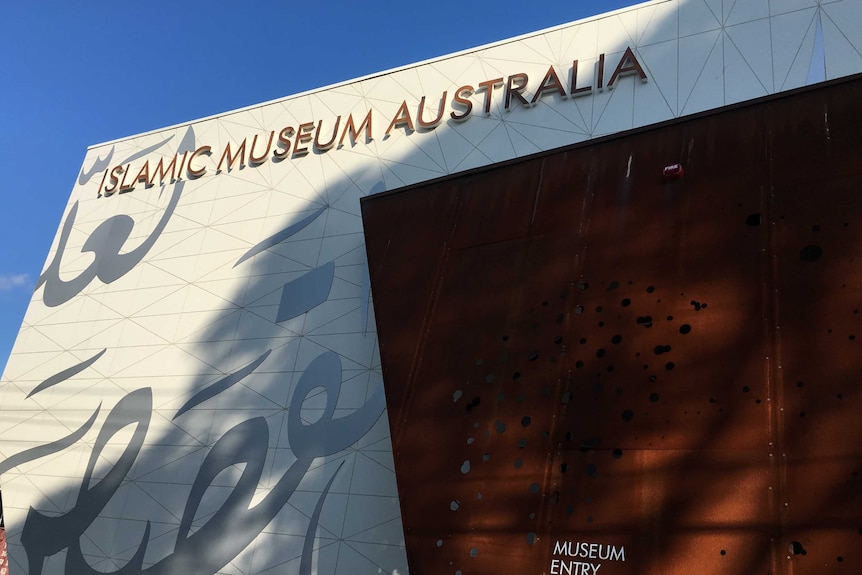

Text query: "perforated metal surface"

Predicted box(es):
[363, 75, 862, 575]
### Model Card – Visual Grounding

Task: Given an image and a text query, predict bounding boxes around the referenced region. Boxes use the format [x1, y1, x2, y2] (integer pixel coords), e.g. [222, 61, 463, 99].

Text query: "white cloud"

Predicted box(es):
[0, 273, 31, 292]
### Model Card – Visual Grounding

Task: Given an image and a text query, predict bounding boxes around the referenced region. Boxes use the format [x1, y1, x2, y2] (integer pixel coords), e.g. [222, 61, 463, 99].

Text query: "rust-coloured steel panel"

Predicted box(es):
[362, 75, 862, 575]
[1, 528, 7, 575]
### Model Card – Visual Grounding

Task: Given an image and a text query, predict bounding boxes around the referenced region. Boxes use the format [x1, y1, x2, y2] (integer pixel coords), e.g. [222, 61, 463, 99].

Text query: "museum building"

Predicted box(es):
[3, 1, 862, 575]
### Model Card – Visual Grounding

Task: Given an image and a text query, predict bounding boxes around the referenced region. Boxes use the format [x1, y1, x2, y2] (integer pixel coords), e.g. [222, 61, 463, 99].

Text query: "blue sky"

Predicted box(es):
[0, 0, 636, 370]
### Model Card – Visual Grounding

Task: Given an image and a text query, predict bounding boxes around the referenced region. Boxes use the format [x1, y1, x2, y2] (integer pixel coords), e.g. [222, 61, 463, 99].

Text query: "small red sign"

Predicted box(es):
[663, 163, 684, 179]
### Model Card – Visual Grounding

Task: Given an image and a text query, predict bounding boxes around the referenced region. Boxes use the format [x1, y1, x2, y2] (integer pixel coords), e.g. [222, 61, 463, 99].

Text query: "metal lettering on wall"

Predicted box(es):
[84, 48, 648, 199]
[362, 75, 862, 575]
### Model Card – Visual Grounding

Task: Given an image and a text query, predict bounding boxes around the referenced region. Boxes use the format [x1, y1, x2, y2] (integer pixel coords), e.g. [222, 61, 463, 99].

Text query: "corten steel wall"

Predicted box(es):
[362, 74, 862, 575]
[1, 529, 7, 575]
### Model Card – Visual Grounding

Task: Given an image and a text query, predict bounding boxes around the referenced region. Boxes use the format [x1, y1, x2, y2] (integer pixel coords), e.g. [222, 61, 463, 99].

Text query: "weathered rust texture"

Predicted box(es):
[362, 74, 862, 575]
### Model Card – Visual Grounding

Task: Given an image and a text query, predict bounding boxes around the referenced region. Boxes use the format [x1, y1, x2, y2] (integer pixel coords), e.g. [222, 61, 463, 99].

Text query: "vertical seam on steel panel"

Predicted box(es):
[764, 91, 787, 575]
[393, 189, 460, 447]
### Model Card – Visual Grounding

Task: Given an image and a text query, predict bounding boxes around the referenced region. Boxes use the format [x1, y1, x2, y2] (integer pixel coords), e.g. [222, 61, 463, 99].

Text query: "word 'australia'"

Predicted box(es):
[96, 48, 646, 197]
